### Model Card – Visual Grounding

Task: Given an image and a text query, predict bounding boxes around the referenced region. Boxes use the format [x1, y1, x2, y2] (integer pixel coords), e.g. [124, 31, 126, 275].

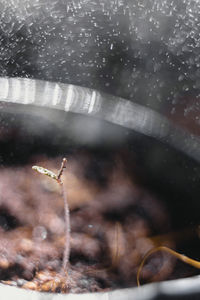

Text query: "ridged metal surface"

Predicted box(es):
[0, 77, 169, 136]
[0, 77, 200, 162]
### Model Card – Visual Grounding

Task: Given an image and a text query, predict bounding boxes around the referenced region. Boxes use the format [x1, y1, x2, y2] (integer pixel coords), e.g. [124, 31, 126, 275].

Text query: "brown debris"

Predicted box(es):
[0, 154, 178, 292]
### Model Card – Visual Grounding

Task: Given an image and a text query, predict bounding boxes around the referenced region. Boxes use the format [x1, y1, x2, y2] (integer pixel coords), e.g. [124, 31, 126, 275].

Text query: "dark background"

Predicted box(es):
[0, 0, 200, 133]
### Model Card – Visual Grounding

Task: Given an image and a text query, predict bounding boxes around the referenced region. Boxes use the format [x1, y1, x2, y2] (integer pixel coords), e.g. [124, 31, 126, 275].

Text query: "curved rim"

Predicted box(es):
[1, 275, 200, 299]
[0, 78, 199, 298]
[0, 77, 199, 162]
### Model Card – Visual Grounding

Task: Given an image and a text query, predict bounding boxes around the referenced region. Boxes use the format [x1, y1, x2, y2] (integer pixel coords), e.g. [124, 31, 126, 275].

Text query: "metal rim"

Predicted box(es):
[0, 77, 200, 299]
[1, 275, 200, 300]
[0, 77, 199, 162]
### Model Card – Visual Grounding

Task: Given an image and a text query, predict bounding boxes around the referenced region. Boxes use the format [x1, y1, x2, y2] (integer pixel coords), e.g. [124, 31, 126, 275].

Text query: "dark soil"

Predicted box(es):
[0, 152, 190, 293]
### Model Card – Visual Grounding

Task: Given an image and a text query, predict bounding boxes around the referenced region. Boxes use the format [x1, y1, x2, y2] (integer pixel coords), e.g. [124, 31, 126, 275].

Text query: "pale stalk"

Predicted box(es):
[59, 181, 71, 273]
[32, 158, 70, 275]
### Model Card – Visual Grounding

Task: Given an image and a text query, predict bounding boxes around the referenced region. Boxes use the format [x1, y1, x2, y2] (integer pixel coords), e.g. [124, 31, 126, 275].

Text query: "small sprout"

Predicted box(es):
[32, 158, 70, 274]
[32, 166, 57, 180]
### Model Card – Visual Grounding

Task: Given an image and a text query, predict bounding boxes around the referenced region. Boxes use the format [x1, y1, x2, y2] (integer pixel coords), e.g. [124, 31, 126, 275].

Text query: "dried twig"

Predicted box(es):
[137, 245, 200, 286]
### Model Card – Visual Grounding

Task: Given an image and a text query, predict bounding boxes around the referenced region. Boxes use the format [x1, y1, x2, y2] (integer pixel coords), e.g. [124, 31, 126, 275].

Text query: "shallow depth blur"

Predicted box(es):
[0, 0, 200, 295]
[0, 152, 176, 292]
[0, 145, 199, 292]
[0, 0, 200, 133]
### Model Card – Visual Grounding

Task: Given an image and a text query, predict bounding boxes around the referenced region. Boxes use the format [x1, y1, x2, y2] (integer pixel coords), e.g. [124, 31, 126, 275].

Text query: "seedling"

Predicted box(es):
[32, 158, 70, 274]
[137, 245, 200, 286]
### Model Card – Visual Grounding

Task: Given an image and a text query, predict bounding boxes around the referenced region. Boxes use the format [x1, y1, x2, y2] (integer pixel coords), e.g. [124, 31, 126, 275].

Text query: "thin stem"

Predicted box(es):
[32, 157, 70, 275]
[57, 158, 67, 182]
[137, 246, 200, 286]
[56, 158, 70, 273]
[59, 181, 71, 273]
[111, 222, 121, 269]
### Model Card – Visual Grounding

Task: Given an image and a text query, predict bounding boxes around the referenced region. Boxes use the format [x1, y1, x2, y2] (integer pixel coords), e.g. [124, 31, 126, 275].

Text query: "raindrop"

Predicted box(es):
[183, 85, 189, 91]
[178, 74, 184, 81]
[32, 226, 47, 241]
